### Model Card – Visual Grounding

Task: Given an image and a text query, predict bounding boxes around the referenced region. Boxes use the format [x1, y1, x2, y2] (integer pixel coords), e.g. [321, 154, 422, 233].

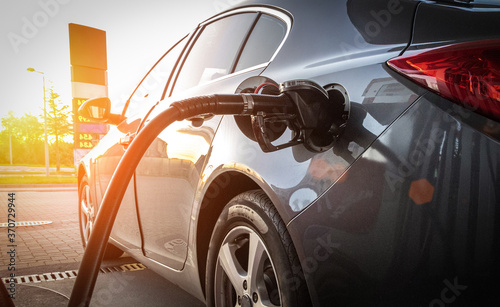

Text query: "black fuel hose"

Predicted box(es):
[68, 93, 295, 307]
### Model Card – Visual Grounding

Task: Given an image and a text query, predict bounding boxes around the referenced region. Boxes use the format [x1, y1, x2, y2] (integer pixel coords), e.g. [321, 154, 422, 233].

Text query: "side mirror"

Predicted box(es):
[79, 97, 125, 125]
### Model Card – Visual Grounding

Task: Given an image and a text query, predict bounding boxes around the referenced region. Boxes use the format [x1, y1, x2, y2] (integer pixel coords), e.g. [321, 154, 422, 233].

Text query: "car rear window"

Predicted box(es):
[234, 14, 287, 72]
[173, 13, 257, 93]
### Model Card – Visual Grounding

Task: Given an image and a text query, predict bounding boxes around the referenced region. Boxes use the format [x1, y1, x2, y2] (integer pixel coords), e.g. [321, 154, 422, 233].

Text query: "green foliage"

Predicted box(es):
[44, 87, 74, 171]
[46, 88, 72, 139]
[0, 111, 45, 164]
[50, 141, 74, 167]
[0, 90, 75, 166]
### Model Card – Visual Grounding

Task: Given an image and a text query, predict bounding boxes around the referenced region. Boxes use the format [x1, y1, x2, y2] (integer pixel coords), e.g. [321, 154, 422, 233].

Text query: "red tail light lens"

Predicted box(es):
[388, 39, 500, 121]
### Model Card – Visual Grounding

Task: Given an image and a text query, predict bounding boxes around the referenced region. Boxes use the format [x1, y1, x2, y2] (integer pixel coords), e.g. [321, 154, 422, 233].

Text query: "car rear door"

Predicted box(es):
[94, 37, 187, 250]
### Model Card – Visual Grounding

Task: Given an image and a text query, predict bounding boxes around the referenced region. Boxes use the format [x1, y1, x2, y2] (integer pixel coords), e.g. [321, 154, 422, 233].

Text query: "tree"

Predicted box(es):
[0, 112, 44, 165]
[45, 88, 73, 171]
[19, 113, 44, 144]
[18, 113, 44, 164]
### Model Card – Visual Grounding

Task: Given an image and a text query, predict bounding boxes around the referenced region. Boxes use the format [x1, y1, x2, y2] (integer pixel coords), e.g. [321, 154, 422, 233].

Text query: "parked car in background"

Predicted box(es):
[78, 0, 500, 305]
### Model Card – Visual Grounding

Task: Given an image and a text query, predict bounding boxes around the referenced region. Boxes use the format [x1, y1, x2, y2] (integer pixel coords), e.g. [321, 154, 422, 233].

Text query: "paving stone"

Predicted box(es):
[19, 255, 35, 259]
[0, 190, 84, 270]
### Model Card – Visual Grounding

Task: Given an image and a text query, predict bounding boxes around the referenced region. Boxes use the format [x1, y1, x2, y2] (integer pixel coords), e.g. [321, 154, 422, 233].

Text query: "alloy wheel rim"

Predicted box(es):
[80, 184, 94, 245]
[215, 226, 281, 307]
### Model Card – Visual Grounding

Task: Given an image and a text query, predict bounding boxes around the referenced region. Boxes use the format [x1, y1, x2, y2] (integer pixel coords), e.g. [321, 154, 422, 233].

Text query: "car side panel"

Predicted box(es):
[288, 94, 500, 306]
[280, 2, 500, 305]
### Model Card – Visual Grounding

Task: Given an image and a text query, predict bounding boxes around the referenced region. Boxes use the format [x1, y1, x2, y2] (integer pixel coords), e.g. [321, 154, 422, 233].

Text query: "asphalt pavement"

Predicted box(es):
[2, 257, 204, 306]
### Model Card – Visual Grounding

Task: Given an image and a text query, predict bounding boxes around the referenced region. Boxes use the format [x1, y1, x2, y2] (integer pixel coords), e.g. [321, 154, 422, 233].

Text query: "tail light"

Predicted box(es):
[388, 39, 500, 121]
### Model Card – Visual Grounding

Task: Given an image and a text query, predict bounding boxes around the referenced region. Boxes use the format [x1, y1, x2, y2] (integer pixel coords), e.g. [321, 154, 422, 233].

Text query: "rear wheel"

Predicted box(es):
[79, 175, 123, 259]
[206, 190, 310, 307]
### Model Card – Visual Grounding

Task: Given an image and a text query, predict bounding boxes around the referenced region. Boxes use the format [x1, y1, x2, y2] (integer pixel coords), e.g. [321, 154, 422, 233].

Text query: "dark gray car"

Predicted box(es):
[77, 0, 500, 305]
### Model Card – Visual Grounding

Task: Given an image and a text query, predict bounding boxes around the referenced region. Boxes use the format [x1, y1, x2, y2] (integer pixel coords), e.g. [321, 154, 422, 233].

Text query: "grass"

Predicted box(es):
[0, 164, 77, 184]
[0, 163, 76, 169]
[0, 176, 77, 185]
[0, 171, 75, 175]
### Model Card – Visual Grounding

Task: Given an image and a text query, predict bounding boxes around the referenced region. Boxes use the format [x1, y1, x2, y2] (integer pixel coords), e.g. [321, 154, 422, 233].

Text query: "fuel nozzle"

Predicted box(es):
[280, 80, 345, 152]
[171, 78, 349, 153]
[238, 79, 350, 153]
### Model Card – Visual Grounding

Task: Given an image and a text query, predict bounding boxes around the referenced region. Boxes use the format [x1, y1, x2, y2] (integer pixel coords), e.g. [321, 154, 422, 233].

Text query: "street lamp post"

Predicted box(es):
[8, 124, 13, 165]
[27, 67, 50, 177]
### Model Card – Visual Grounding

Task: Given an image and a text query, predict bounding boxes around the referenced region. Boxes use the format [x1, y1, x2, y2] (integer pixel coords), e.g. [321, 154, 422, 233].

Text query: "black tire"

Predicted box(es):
[79, 175, 123, 260]
[206, 190, 310, 307]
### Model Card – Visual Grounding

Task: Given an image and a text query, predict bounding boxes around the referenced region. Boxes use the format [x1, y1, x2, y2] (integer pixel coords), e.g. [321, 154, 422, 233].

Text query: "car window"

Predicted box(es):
[173, 13, 257, 93]
[123, 36, 186, 117]
[234, 14, 287, 72]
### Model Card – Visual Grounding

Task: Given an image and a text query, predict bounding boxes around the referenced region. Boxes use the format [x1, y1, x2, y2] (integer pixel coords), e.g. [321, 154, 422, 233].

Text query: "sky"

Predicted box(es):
[0, 0, 242, 125]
